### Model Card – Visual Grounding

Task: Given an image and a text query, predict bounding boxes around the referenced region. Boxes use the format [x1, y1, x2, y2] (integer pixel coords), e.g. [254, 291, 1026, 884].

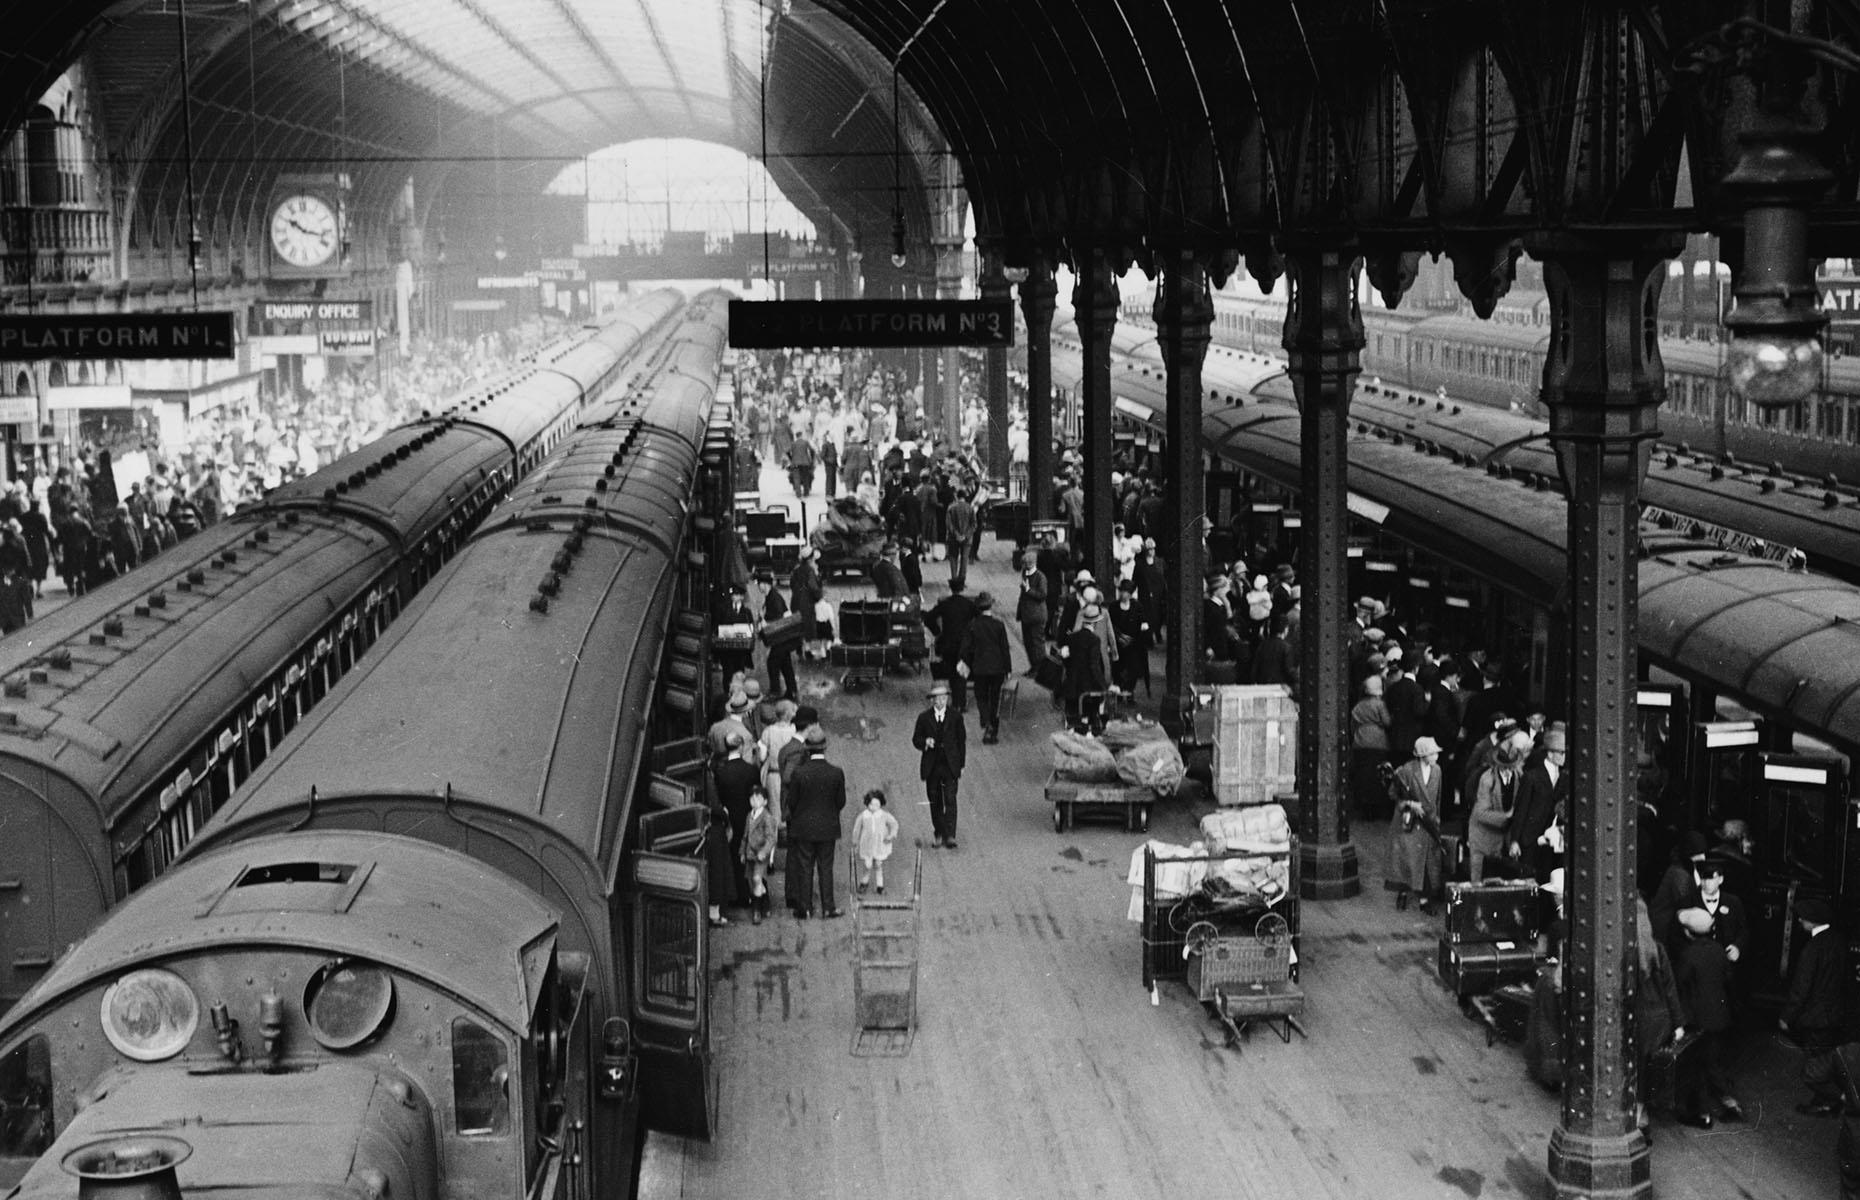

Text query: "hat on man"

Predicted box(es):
[1795, 897, 1834, 926]
[974, 591, 996, 611]
[1542, 729, 1567, 752]
[1082, 602, 1104, 620]
[1412, 736, 1442, 758]
[1696, 854, 1728, 879]
[1356, 595, 1378, 612]
[803, 725, 828, 748]
[1144, 537, 1157, 551]
[726, 691, 750, 714]
[1274, 564, 1296, 581]
[742, 678, 763, 700]
[928, 681, 951, 699]
[1362, 627, 1385, 642]
[1075, 569, 1095, 585]
[1678, 830, 1710, 861]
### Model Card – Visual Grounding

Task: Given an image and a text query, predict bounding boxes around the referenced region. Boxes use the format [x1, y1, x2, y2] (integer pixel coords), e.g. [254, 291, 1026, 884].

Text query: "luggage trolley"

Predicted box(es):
[850, 847, 924, 1057]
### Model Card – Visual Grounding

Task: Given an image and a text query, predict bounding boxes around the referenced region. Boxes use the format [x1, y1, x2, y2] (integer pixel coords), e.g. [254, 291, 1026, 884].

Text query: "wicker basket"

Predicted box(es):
[1185, 937, 1290, 1002]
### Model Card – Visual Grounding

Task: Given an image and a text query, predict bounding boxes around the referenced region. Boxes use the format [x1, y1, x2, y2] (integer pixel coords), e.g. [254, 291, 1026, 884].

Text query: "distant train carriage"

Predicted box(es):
[0, 290, 688, 1009]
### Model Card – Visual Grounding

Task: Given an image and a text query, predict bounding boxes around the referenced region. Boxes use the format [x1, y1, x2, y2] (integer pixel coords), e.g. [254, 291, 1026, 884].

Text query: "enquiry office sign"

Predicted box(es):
[0, 313, 236, 360]
[728, 299, 1015, 348]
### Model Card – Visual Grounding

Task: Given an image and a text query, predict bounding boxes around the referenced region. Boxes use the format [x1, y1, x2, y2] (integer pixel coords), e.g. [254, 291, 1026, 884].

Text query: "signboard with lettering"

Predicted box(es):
[748, 259, 835, 279]
[0, 313, 236, 360]
[1642, 502, 1800, 564]
[728, 300, 1015, 349]
[257, 298, 373, 325]
[477, 276, 537, 289]
[1820, 276, 1860, 324]
[320, 329, 376, 357]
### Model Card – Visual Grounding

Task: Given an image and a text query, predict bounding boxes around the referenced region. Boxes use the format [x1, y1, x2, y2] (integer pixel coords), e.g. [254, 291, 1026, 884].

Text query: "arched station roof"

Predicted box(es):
[3, 2, 1860, 285]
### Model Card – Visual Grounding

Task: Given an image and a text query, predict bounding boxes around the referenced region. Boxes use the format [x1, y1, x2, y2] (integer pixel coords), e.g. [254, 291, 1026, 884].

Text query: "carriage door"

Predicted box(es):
[1746, 754, 1848, 1006]
[1633, 684, 1688, 816]
[1690, 717, 1763, 833]
[629, 809, 716, 1141]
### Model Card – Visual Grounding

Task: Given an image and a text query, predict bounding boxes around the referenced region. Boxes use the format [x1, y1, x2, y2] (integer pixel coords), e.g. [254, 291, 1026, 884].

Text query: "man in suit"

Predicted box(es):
[926, 581, 979, 711]
[1251, 613, 1299, 691]
[944, 487, 976, 589]
[714, 731, 763, 909]
[1508, 727, 1569, 882]
[1016, 555, 1049, 675]
[785, 724, 847, 919]
[912, 681, 968, 848]
[1780, 897, 1849, 1117]
[870, 542, 909, 598]
[1383, 656, 1428, 768]
[959, 592, 1014, 743]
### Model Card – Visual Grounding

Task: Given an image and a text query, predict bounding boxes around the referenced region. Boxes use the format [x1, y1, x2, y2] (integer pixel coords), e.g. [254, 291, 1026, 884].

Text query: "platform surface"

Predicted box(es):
[641, 461, 1841, 1200]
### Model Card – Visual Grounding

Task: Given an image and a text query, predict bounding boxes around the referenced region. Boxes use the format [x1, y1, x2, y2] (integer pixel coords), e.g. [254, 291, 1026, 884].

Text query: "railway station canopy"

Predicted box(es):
[7, 1, 1860, 288]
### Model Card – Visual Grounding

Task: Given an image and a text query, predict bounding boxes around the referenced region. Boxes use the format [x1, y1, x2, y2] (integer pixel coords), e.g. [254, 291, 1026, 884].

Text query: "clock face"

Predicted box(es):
[270, 194, 339, 269]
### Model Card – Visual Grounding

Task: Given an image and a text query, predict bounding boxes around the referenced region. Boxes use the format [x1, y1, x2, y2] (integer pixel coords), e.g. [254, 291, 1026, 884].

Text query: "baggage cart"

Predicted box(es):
[850, 847, 924, 1057]
[1140, 839, 1301, 992]
[1046, 773, 1151, 833]
[1185, 914, 1308, 1047]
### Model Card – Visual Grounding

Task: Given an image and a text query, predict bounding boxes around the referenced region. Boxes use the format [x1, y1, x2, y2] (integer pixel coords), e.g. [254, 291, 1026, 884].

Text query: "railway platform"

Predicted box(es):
[641, 466, 1843, 1200]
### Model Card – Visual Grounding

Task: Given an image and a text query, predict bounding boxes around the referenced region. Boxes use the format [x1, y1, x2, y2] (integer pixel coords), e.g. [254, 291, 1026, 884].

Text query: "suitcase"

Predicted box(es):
[1644, 1030, 1703, 1116]
[829, 643, 893, 669]
[1444, 880, 1540, 944]
[1437, 936, 1542, 998]
[1033, 654, 1065, 691]
[758, 612, 808, 647]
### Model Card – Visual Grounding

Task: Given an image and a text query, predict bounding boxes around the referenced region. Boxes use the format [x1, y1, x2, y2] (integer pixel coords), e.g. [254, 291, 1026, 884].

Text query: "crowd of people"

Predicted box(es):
[0, 323, 564, 637]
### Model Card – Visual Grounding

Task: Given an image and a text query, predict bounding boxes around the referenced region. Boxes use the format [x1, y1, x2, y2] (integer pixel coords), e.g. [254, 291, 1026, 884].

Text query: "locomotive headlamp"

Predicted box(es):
[303, 959, 395, 1050]
[100, 969, 199, 1062]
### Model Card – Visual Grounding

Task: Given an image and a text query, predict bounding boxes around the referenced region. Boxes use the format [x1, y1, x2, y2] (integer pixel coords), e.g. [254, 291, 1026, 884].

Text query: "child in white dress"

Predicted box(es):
[851, 789, 900, 894]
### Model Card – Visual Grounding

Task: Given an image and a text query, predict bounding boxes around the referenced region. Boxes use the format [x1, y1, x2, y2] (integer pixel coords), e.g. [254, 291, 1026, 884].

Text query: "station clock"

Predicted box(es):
[265, 179, 348, 277]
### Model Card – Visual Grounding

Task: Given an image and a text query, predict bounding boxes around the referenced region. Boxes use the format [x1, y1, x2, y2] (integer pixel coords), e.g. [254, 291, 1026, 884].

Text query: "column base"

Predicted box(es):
[1298, 840, 1360, 900]
[1546, 1126, 1650, 1200]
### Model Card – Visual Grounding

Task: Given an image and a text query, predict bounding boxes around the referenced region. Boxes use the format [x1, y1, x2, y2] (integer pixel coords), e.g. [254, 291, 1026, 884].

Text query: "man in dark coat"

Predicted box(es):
[785, 725, 847, 919]
[1383, 659, 1428, 768]
[959, 592, 1013, 743]
[1060, 604, 1110, 729]
[1508, 728, 1569, 883]
[1015, 556, 1049, 675]
[1134, 538, 1169, 639]
[106, 502, 142, 571]
[1780, 897, 1849, 1117]
[1252, 613, 1298, 690]
[714, 731, 763, 907]
[925, 581, 978, 711]
[870, 543, 908, 598]
[1109, 577, 1152, 695]
[912, 680, 967, 848]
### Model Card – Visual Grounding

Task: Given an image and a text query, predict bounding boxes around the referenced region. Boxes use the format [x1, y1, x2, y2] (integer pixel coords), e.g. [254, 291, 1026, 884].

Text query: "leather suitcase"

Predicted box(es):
[1033, 654, 1065, 691]
[1644, 1030, 1702, 1116]
[1437, 936, 1541, 999]
[1444, 880, 1540, 944]
[758, 612, 808, 647]
[829, 644, 892, 669]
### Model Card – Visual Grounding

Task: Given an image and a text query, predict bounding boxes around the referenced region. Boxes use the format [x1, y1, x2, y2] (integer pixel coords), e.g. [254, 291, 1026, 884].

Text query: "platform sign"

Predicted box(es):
[728, 299, 1015, 349]
[0, 313, 235, 360]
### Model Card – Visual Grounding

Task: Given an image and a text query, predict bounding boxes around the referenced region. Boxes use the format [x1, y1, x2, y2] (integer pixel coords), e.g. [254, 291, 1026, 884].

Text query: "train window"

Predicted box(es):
[639, 894, 701, 1019]
[0, 1036, 51, 1157]
[1770, 783, 1840, 887]
[452, 1018, 511, 1136]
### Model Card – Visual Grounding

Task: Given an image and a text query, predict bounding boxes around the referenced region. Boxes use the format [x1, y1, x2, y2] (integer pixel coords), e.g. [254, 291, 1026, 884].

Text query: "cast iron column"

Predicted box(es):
[1282, 243, 1361, 901]
[1073, 250, 1118, 584]
[981, 252, 1012, 482]
[1020, 258, 1058, 521]
[1531, 232, 1679, 1200]
[936, 233, 965, 446]
[1154, 249, 1212, 699]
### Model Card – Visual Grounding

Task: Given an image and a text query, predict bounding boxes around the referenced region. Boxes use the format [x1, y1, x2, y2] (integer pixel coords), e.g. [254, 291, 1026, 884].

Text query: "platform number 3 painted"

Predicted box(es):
[271, 195, 339, 268]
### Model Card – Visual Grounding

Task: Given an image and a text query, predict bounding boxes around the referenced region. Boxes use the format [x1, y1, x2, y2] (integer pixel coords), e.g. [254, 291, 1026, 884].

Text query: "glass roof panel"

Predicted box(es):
[574, 1, 691, 99]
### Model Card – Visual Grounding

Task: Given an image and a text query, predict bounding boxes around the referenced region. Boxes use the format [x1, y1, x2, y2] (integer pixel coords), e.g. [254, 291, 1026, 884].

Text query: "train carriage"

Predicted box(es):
[0, 291, 690, 1010]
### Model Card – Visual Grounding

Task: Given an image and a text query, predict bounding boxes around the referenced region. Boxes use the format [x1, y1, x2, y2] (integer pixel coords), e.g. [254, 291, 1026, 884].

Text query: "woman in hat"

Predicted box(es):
[1349, 674, 1392, 818]
[789, 543, 829, 660]
[1467, 736, 1527, 882]
[1387, 736, 1444, 912]
[1058, 602, 1109, 730]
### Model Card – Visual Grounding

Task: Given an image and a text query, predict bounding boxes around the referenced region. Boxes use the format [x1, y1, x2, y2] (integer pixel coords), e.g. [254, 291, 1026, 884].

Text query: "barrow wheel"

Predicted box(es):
[1131, 805, 1151, 833]
[1053, 803, 1067, 833]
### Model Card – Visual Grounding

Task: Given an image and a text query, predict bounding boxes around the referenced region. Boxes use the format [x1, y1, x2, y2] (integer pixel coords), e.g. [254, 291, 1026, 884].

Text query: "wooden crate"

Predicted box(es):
[1207, 684, 1297, 806]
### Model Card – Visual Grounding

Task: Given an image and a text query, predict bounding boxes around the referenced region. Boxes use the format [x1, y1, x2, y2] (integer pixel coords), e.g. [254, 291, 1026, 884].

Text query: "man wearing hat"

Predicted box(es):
[913, 680, 968, 847]
[1649, 830, 1710, 952]
[870, 541, 908, 598]
[785, 724, 847, 918]
[944, 485, 976, 589]
[926, 581, 978, 712]
[1059, 601, 1111, 729]
[708, 690, 755, 766]
[714, 730, 762, 911]
[789, 543, 828, 660]
[1509, 726, 1570, 883]
[1109, 577, 1152, 695]
[1269, 562, 1298, 617]
[1055, 568, 1093, 642]
[1135, 537, 1169, 640]
[1467, 734, 1526, 882]
[1016, 553, 1050, 676]
[713, 583, 757, 682]
[1780, 896, 1848, 1117]
[959, 591, 1012, 743]
[1388, 735, 1444, 911]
